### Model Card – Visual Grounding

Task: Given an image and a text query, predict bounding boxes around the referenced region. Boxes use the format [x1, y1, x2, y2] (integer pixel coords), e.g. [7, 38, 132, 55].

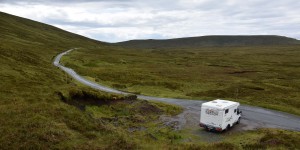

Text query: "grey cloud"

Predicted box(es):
[0, 0, 128, 4]
[1, 0, 299, 42]
[90, 32, 166, 43]
[45, 15, 186, 29]
[0, 0, 134, 7]
[46, 19, 106, 28]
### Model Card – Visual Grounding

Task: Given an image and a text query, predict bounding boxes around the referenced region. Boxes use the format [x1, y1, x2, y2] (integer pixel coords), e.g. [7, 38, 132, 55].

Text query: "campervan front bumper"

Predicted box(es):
[199, 123, 222, 132]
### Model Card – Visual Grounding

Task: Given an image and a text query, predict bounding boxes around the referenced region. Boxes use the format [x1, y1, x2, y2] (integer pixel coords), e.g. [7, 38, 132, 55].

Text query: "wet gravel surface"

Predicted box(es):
[139, 96, 300, 131]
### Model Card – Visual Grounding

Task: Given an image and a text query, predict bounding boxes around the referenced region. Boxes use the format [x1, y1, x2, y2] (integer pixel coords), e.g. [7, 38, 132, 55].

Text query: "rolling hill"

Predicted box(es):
[0, 11, 107, 148]
[1, 11, 300, 149]
[0, 11, 186, 149]
[115, 35, 300, 49]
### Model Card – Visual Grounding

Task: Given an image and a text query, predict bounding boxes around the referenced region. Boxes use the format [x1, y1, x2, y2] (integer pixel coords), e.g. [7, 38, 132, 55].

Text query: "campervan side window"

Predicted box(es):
[225, 109, 229, 114]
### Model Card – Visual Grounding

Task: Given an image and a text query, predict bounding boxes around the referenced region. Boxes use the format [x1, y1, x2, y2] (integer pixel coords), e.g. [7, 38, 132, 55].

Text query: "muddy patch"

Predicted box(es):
[134, 100, 163, 115]
[228, 70, 260, 74]
[56, 89, 137, 111]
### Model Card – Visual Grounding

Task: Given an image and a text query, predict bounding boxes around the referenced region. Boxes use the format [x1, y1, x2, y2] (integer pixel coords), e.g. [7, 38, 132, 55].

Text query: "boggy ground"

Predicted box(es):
[61, 46, 300, 149]
[62, 45, 300, 116]
[58, 87, 300, 149]
[56, 87, 186, 149]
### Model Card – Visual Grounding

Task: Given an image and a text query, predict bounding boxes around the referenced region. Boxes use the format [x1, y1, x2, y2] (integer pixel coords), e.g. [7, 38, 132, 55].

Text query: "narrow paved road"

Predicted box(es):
[54, 49, 300, 136]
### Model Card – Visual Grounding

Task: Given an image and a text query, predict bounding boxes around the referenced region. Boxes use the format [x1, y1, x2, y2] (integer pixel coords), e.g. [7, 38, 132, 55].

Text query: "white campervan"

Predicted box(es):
[199, 99, 242, 132]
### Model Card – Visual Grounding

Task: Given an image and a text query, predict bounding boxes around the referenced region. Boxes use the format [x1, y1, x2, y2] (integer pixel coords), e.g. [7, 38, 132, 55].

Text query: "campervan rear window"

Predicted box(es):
[205, 109, 218, 116]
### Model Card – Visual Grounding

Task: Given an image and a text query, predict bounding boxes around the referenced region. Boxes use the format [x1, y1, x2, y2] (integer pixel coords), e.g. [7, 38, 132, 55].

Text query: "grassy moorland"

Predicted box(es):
[1, 11, 300, 149]
[0, 12, 184, 149]
[62, 45, 300, 116]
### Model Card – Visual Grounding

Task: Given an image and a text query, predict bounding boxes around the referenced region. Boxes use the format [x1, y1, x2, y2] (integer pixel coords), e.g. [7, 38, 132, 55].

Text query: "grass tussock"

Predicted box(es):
[68, 88, 137, 102]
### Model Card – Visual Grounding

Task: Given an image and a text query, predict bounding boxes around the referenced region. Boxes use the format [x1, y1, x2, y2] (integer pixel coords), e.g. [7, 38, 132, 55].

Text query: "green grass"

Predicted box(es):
[0, 11, 204, 149]
[223, 129, 300, 149]
[0, 11, 190, 149]
[62, 45, 300, 116]
[0, 11, 110, 149]
[58, 87, 184, 149]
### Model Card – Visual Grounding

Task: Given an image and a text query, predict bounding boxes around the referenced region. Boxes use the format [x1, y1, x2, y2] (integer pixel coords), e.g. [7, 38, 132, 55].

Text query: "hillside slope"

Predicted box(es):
[0, 11, 107, 104]
[0, 11, 189, 150]
[0, 11, 107, 148]
[115, 35, 300, 49]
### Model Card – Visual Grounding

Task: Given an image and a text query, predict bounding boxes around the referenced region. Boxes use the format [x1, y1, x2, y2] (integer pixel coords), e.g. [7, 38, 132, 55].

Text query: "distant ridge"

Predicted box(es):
[114, 35, 300, 49]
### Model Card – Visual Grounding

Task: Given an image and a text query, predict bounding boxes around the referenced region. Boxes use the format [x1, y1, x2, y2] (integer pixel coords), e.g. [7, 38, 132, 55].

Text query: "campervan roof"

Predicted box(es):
[202, 99, 239, 110]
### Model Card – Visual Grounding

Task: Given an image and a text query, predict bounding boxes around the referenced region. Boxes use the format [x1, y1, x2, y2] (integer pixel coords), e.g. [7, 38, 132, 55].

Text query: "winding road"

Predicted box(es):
[54, 49, 300, 137]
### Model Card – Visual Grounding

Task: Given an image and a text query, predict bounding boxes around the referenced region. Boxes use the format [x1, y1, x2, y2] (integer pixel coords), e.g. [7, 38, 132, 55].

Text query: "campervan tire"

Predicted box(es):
[237, 118, 240, 124]
[226, 125, 230, 131]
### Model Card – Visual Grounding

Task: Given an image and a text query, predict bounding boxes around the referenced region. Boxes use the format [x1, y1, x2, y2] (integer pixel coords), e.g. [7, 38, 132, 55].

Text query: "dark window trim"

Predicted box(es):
[225, 109, 229, 114]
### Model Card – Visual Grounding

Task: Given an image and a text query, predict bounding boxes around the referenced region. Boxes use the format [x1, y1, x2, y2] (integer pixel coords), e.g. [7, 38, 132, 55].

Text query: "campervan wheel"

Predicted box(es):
[237, 118, 241, 124]
[226, 124, 231, 131]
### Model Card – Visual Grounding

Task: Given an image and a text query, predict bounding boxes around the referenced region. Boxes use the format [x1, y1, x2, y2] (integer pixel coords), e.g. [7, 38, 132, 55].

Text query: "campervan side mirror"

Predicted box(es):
[237, 110, 242, 115]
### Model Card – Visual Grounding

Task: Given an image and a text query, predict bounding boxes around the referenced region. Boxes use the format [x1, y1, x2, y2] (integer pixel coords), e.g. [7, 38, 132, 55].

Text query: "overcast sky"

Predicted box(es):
[1, 0, 300, 42]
